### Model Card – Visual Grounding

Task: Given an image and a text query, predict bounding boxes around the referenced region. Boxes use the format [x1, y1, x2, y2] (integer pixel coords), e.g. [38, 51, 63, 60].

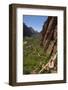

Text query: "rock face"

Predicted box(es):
[40, 16, 57, 73]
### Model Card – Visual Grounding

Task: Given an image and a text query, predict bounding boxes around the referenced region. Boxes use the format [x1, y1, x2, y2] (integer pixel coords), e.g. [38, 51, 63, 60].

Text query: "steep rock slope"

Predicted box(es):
[40, 16, 57, 73]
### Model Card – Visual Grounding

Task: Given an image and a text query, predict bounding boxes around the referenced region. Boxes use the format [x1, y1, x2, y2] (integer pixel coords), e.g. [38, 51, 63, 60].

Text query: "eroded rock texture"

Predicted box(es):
[40, 16, 57, 73]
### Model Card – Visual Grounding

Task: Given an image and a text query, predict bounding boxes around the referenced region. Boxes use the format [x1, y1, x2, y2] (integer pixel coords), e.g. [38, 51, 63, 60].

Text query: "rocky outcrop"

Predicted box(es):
[40, 16, 57, 73]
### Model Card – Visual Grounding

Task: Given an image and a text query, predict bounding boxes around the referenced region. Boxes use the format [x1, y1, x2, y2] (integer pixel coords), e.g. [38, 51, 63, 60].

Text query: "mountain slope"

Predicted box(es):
[23, 23, 38, 37]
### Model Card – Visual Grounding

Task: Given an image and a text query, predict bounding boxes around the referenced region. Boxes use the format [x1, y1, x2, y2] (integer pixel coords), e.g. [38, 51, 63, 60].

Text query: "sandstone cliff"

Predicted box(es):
[39, 16, 57, 73]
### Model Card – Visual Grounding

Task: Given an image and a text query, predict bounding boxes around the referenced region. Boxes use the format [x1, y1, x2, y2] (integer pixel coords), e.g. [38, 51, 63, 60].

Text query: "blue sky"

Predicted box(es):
[23, 15, 48, 32]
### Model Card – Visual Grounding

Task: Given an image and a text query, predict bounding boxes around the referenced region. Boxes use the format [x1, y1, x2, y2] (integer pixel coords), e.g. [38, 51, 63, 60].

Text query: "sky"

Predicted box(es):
[23, 15, 48, 32]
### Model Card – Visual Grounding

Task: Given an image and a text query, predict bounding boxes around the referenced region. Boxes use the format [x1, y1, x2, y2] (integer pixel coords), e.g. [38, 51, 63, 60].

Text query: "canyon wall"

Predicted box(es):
[40, 16, 57, 73]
